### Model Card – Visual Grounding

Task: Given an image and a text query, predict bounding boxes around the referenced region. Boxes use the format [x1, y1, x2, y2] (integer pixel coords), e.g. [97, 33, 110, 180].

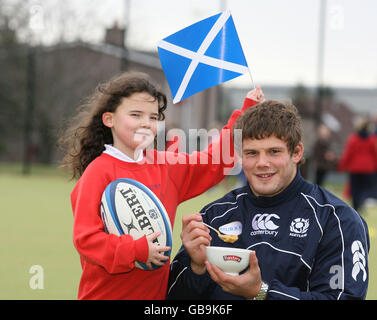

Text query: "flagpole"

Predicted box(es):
[219, 0, 254, 90]
[248, 68, 256, 90]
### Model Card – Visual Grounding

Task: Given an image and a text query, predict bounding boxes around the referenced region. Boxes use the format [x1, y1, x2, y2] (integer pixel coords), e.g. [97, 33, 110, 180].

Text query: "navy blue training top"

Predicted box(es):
[167, 171, 370, 300]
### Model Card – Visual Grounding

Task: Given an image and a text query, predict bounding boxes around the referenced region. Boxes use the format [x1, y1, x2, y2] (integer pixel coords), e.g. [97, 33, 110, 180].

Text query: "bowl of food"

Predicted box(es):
[206, 246, 252, 276]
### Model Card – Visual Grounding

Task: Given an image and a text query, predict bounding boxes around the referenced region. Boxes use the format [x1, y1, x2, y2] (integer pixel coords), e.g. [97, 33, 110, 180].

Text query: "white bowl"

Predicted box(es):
[206, 246, 252, 276]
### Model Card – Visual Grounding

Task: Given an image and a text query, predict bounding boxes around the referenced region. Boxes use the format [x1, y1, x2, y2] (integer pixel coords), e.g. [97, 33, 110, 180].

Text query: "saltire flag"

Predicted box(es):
[157, 10, 249, 104]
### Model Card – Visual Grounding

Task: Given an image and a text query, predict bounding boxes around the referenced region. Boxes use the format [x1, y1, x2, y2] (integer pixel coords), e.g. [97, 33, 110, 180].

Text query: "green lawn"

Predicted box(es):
[0, 163, 375, 299]
[0, 164, 80, 299]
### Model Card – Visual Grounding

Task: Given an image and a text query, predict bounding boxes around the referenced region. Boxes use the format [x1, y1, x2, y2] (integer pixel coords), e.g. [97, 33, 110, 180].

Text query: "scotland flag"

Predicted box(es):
[157, 10, 249, 104]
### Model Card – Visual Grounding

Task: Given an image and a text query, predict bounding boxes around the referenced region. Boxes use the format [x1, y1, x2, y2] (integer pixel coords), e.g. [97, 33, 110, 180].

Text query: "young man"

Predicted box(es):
[167, 100, 370, 300]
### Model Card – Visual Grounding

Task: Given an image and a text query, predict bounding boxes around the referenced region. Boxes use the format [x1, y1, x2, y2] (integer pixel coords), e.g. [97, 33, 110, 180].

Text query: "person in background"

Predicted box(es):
[312, 124, 337, 186]
[338, 117, 377, 212]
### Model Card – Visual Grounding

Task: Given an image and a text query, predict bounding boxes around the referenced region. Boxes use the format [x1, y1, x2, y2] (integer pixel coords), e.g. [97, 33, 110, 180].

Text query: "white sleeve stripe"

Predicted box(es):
[247, 241, 311, 271]
[301, 193, 324, 239]
[300, 193, 345, 300]
[268, 290, 300, 300]
[332, 208, 345, 300]
[354, 209, 370, 253]
[200, 192, 248, 224]
[167, 266, 188, 296]
[200, 192, 248, 215]
[209, 206, 239, 224]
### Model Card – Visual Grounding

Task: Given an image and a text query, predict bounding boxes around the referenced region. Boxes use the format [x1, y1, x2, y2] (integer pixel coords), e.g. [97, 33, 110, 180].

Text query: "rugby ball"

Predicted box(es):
[100, 178, 172, 270]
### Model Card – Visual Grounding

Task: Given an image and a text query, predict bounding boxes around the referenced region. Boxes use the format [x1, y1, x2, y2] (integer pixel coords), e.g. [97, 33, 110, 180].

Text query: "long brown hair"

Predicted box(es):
[59, 72, 167, 179]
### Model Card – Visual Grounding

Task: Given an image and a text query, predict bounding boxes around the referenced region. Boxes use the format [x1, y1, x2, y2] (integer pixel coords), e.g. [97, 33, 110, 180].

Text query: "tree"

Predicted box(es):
[0, 0, 106, 168]
[0, 0, 28, 161]
[291, 83, 313, 118]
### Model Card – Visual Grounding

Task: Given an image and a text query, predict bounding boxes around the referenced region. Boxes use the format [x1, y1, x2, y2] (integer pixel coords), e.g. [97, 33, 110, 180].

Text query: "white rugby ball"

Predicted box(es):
[100, 178, 172, 270]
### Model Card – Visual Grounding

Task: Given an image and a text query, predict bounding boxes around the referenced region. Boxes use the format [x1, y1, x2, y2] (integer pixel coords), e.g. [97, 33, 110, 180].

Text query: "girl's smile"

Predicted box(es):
[102, 92, 159, 160]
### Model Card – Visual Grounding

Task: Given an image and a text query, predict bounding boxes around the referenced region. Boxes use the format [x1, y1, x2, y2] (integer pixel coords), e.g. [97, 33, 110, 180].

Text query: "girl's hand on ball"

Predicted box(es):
[146, 232, 171, 270]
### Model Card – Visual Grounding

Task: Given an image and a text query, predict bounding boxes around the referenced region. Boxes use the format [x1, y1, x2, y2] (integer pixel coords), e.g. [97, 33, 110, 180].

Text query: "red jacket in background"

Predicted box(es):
[338, 133, 377, 173]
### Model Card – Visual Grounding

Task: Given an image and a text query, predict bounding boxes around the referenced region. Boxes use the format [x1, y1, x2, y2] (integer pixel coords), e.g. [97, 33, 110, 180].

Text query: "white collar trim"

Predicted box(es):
[103, 144, 143, 163]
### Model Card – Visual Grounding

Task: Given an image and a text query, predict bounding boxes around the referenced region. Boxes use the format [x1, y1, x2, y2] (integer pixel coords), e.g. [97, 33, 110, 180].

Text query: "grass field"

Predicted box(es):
[0, 163, 375, 299]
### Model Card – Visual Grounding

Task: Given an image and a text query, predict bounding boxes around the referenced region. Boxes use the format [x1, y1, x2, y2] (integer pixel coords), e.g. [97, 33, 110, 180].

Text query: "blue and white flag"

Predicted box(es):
[157, 10, 249, 104]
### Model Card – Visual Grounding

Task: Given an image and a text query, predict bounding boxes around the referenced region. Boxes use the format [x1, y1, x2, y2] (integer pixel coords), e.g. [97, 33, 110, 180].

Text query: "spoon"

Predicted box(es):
[202, 222, 238, 243]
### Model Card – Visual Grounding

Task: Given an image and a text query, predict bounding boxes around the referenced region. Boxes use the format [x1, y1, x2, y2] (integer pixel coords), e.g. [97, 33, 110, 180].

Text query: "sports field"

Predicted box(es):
[0, 163, 375, 300]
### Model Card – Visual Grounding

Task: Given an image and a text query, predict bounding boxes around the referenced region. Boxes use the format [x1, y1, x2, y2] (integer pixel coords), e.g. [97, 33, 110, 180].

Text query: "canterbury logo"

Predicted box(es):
[351, 240, 367, 282]
[252, 214, 280, 231]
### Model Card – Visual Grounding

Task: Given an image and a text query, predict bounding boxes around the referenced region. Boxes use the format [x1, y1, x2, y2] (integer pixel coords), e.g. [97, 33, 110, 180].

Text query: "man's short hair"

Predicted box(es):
[233, 100, 305, 165]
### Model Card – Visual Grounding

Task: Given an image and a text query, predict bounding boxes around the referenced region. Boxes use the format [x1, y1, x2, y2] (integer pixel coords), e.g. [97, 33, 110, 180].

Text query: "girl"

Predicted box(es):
[60, 72, 263, 299]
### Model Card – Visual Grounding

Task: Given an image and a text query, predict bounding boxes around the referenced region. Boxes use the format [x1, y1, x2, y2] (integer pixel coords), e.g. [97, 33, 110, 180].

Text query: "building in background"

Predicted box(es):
[0, 23, 220, 164]
[225, 85, 377, 157]
[1, 23, 376, 168]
